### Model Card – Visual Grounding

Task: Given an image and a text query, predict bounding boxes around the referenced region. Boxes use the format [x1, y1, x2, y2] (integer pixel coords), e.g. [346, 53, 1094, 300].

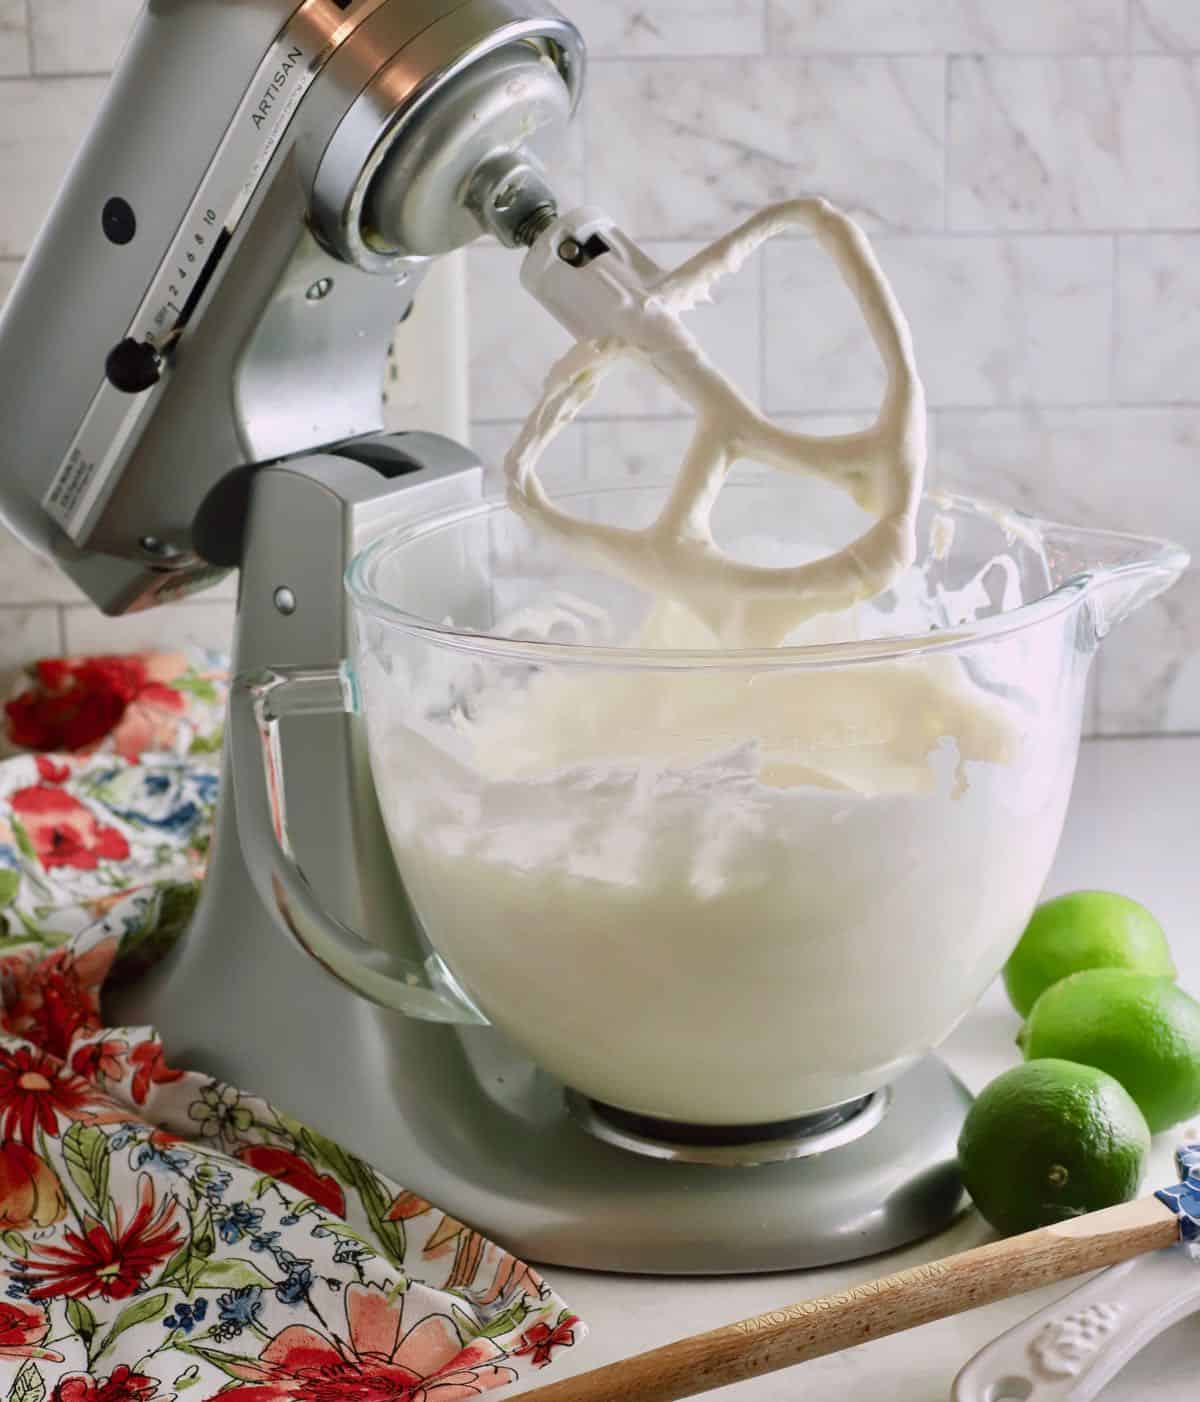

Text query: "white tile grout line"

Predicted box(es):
[758, 220, 769, 411]
[943, 53, 951, 233]
[577, 83, 592, 481]
[583, 48, 1200, 63]
[472, 398, 1200, 427]
[587, 232, 1200, 247]
[1095, 728, 1200, 740]
[7, 51, 1195, 82]
[1090, 607, 1109, 736]
[1110, 234, 1122, 403]
[0, 67, 116, 83]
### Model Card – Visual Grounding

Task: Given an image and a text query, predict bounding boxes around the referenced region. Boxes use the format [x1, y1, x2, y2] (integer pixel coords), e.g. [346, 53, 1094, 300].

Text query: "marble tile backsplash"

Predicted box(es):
[949, 57, 1200, 231]
[1131, 0, 1200, 53]
[555, 0, 765, 55]
[30, 0, 140, 73]
[2, 0, 1199, 735]
[587, 56, 946, 238]
[763, 236, 1113, 410]
[1116, 235, 1200, 403]
[0, 77, 105, 256]
[936, 408, 1200, 558]
[0, 1, 26, 77]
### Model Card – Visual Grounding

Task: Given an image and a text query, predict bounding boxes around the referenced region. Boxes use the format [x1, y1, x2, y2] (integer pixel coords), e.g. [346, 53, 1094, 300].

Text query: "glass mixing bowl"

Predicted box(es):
[233, 481, 1187, 1126]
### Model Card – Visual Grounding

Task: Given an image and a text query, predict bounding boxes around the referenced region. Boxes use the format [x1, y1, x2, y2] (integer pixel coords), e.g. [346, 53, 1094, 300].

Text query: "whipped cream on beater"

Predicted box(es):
[504, 197, 926, 648]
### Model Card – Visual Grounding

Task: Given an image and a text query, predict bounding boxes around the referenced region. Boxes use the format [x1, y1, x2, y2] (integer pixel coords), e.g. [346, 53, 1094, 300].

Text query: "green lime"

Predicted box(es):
[1021, 968, 1200, 1133]
[1003, 891, 1174, 1018]
[958, 1059, 1150, 1236]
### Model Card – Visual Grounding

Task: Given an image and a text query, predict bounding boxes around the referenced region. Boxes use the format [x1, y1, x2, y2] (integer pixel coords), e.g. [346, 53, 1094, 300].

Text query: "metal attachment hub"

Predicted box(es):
[313, 19, 582, 269]
[564, 1086, 894, 1167]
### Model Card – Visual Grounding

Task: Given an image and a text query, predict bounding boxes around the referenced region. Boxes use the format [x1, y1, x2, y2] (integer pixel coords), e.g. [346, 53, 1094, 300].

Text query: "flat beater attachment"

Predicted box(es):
[502, 199, 927, 647]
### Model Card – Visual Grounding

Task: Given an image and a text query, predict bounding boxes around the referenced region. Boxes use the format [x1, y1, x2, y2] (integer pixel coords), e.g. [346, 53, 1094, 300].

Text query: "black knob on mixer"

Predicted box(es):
[105, 338, 162, 394]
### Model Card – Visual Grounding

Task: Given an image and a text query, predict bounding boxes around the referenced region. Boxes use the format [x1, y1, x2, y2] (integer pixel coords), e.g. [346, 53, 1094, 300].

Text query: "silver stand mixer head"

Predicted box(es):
[0, 0, 969, 1272]
[0, 0, 580, 611]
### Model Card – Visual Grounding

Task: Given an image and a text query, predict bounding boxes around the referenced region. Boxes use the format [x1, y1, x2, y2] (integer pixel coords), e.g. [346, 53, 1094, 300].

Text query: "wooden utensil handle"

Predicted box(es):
[521, 1197, 1178, 1402]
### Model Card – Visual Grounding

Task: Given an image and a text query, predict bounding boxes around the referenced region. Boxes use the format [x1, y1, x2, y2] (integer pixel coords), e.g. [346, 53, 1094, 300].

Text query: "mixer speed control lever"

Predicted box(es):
[104, 337, 163, 394]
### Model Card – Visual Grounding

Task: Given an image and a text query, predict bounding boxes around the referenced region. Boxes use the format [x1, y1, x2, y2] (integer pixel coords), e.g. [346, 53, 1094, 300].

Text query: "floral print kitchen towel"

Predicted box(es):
[0, 650, 583, 1402]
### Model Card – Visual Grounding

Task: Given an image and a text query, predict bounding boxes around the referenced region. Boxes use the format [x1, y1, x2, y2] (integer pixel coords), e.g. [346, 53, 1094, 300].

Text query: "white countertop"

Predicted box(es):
[513, 736, 1200, 1401]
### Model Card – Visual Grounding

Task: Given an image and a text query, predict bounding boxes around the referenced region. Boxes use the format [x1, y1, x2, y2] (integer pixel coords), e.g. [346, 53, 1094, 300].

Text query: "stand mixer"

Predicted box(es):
[6, 0, 1150, 1275]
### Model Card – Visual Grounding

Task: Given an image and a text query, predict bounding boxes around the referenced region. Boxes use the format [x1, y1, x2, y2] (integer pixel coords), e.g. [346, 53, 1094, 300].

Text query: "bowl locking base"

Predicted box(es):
[564, 1087, 893, 1167]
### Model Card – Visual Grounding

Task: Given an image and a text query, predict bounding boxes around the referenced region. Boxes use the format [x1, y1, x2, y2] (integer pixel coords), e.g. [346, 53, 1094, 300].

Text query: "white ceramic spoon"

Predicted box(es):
[952, 1245, 1200, 1402]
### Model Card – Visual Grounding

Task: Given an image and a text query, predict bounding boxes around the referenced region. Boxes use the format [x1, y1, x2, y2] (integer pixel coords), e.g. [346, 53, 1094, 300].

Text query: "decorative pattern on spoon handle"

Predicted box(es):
[1154, 1140, 1200, 1250]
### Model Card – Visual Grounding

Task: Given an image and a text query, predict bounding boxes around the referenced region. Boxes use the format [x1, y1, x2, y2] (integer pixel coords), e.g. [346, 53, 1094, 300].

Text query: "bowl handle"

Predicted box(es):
[229, 663, 487, 1026]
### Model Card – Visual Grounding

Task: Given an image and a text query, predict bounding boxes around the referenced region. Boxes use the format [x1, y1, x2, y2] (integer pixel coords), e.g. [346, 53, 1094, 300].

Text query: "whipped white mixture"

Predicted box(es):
[364, 200, 1076, 1123]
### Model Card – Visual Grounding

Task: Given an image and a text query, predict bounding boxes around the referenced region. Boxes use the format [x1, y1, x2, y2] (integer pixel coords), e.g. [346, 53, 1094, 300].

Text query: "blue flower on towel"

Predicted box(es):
[217, 1285, 264, 1334]
[218, 1201, 264, 1245]
[85, 764, 204, 834]
[163, 1297, 208, 1334]
[275, 1265, 313, 1306]
[133, 1140, 192, 1175]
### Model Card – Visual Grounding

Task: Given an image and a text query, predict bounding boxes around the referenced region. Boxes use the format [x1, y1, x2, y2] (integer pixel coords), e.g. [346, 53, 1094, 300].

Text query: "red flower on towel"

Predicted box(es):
[7, 657, 140, 753]
[385, 1190, 434, 1221]
[26, 1174, 183, 1302]
[10, 786, 130, 871]
[0, 1142, 66, 1230]
[0, 1298, 63, 1363]
[127, 1039, 184, 1106]
[70, 1039, 128, 1088]
[5, 941, 116, 1055]
[235, 1145, 346, 1217]
[219, 1283, 516, 1401]
[512, 1313, 580, 1369]
[50, 1365, 159, 1402]
[6, 653, 188, 761]
[0, 1046, 96, 1144]
[106, 659, 189, 764]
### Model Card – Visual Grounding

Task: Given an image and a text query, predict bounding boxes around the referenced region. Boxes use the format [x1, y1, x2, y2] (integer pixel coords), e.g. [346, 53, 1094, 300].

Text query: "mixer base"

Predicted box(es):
[110, 917, 969, 1273]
